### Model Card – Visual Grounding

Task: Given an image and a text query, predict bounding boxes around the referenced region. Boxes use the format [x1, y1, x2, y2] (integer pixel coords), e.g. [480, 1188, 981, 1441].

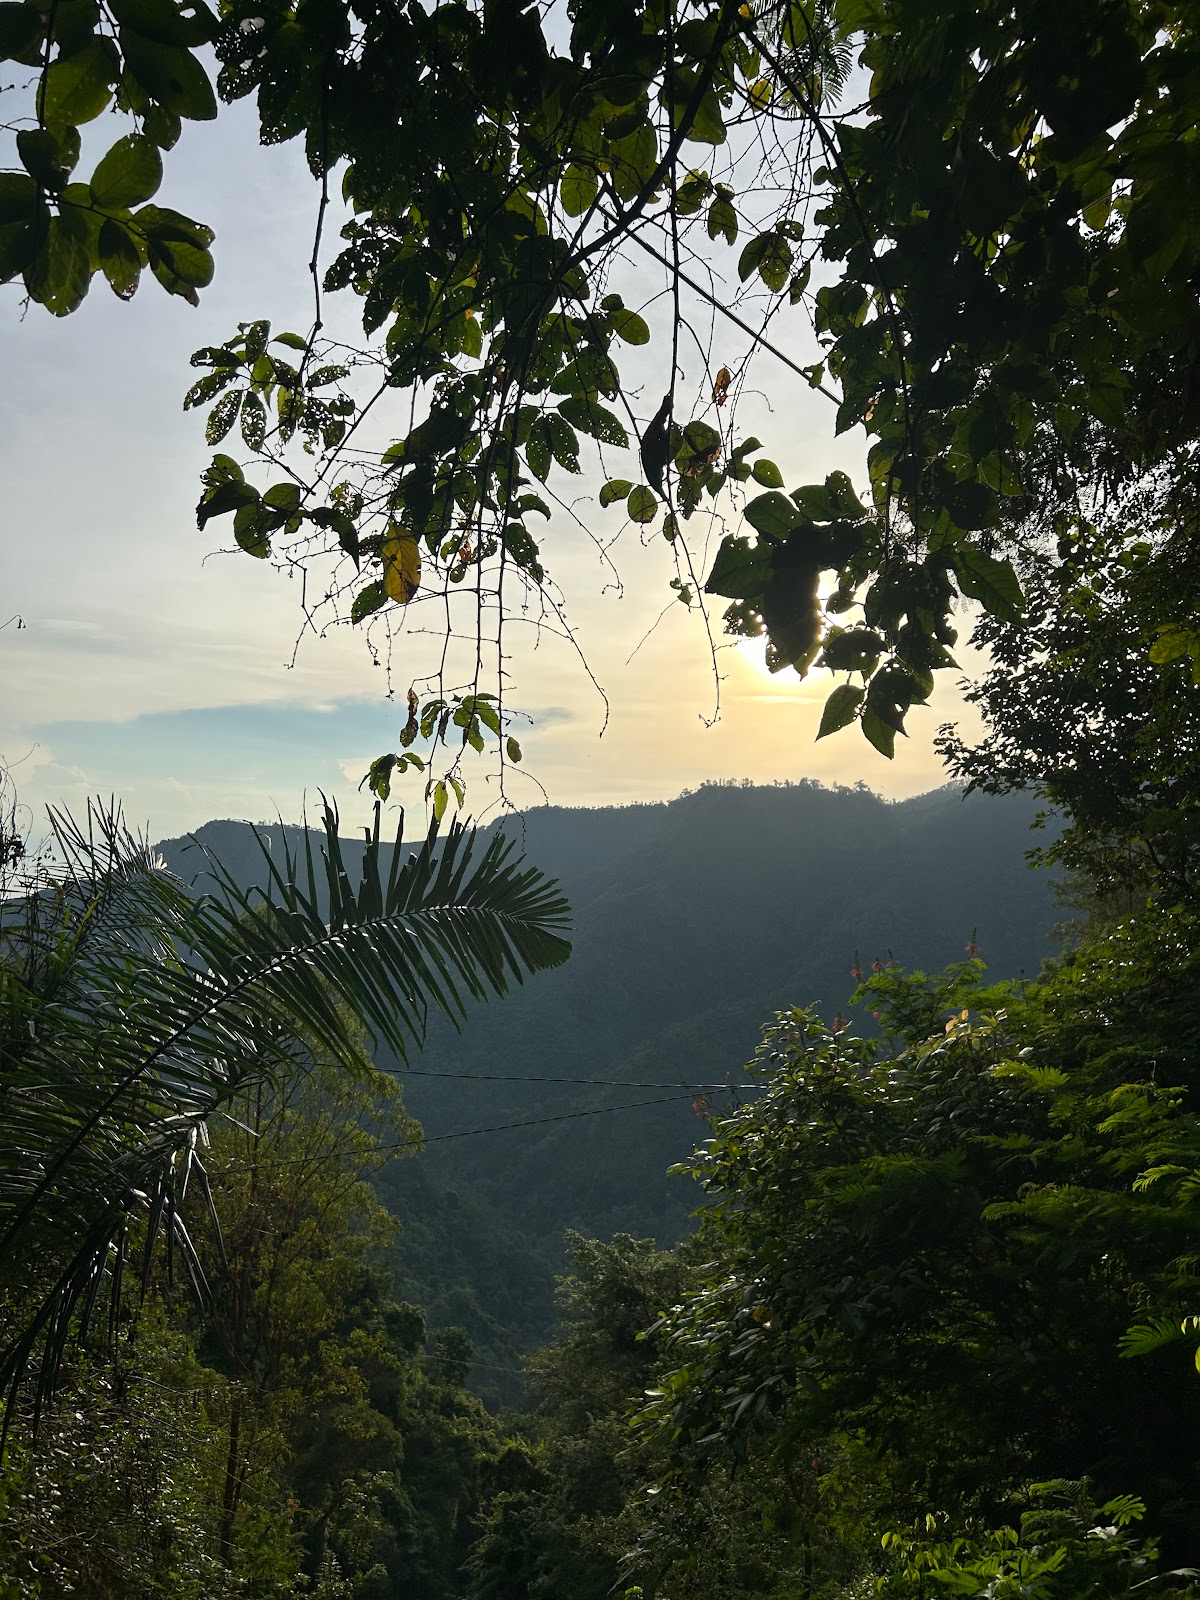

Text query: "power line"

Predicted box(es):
[389, 1065, 747, 1091]
[403, 1092, 714, 1146]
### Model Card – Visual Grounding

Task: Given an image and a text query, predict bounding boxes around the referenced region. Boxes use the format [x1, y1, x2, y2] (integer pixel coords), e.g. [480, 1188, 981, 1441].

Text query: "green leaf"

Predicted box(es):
[195, 478, 259, 528]
[707, 195, 737, 245]
[610, 306, 650, 345]
[90, 132, 162, 208]
[1118, 1317, 1186, 1359]
[506, 736, 522, 763]
[233, 503, 270, 557]
[861, 705, 896, 758]
[351, 581, 387, 623]
[627, 484, 658, 523]
[545, 412, 580, 472]
[98, 216, 142, 298]
[204, 388, 242, 444]
[263, 481, 302, 514]
[754, 232, 794, 292]
[817, 683, 864, 739]
[705, 536, 771, 599]
[676, 169, 711, 215]
[0, 214, 40, 282]
[142, 103, 181, 149]
[558, 396, 628, 446]
[599, 477, 632, 507]
[120, 31, 217, 119]
[738, 229, 793, 289]
[365, 753, 396, 800]
[135, 204, 214, 303]
[788, 262, 811, 303]
[109, 0, 216, 46]
[0, 172, 39, 224]
[240, 391, 267, 450]
[24, 206, 92, 315]
[17, 127, 80, 192]
[561, 162, 598, 217]
[952, 547, 1024, 624]
[0, 2, 46, 65]
[744, 490, 799, 539]
[526, 421, 552, 482]
[751, 458, 784, 488]
[686, 87, 725, 145]
[41, 37, 120, 128]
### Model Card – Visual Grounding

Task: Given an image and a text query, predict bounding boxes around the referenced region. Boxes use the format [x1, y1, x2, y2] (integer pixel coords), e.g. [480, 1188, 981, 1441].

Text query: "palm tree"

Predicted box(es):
[0, 795, 570, 1429]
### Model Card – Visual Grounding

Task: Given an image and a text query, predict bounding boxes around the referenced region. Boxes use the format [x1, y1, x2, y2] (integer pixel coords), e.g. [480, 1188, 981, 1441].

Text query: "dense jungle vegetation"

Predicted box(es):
[6, 0, 1200, 1593]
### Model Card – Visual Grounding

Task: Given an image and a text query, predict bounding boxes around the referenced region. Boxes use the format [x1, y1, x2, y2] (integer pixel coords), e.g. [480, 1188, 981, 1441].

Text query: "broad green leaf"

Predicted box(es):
[686, 87, 725, 145]
[25, 205, 92, 315]
[0, 2, 45, 64]
[41, 37, 119, 128]
[707, 195, 737, 244]
[545, 412, 580, 472]
[609, 120, 657, 200]
[263, 481, 302, 513]
[98, 216, 142, 297]
[952, 546, 1023, 624]
[558, 396, 628, 447]
[762, 239, 793, 293]
[142, 103, 182, 149]
[351, 580, 387, 623]
[705, 535, 771, 599]
[195, 477, 258, 528]
[17, 127, 80, 191]
[788, 262, 811, 303]
[506, 736, 522, 763]
[90, 132, 162, 207]
[751, 458, 784, 487]
[526, 421, 552, 482]
[561, 162, 598, 217]
[108, 0, 215, 46]
[600, 477, 632, 507]
[120, 30, 217, 119]
[136, 203, 214, 303]
[861, 705, 896, 758]
[240, 391, 266, 449]
[0, 215, 39, 281]
[0, 172, 39, 224]
[627, 484, 657, 523]
[817, 682, 864, 739]
[744, 490, 799, 539]
[610, 306, 650, 345]
[233, 503, 270, 557]
[205, 388, 242, 443]
[676, 169, 711, 214]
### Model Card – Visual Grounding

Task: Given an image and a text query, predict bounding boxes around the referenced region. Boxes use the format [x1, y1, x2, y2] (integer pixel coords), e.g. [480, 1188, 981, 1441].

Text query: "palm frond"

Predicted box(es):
[0, 797, 570, 1428]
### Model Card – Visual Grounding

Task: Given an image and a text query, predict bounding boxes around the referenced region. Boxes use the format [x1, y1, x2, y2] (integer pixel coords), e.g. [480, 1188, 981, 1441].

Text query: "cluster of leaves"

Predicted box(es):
[20, 0, 1198, 783]
[0, 1058, 535, 1600]
[0, 0, 219, 311]
[937, 492, 1200, 898]
[635, 909, 1200, 1574]
[0, 794, 570, 1428]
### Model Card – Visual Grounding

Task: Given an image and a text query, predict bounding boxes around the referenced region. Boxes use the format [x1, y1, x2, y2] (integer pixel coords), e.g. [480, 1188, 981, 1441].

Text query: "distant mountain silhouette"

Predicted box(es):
[158, 779, 1061, 1402]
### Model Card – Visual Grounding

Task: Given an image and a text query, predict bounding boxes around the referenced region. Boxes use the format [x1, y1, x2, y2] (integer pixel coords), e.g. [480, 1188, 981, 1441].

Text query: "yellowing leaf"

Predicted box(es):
[381, 530, 421, 603]
[748, 78, 772, 110]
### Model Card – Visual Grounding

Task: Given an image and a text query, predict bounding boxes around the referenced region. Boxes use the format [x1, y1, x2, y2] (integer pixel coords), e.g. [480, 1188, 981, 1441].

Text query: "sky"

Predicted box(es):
[1, 96, 985, 844]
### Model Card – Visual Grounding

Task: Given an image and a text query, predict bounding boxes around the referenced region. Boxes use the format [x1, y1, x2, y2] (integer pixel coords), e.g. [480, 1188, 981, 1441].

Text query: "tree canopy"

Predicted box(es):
[5, 0, 1197, 794]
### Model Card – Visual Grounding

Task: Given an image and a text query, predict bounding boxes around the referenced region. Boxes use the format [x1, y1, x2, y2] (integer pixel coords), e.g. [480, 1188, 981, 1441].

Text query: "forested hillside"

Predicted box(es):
[159, 780, 1059, 1396]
